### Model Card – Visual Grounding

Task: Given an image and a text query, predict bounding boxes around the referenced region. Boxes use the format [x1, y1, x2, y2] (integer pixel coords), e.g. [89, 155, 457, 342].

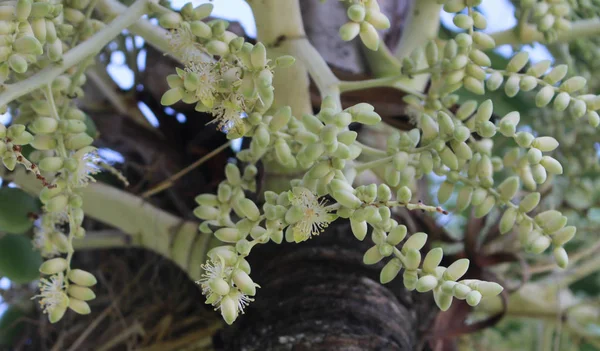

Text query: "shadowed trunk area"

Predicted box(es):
[221, 220, 435, 351]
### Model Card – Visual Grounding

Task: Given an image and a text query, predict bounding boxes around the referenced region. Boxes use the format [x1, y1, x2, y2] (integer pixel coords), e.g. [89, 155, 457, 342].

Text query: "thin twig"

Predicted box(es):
[142, 141, 232, 198]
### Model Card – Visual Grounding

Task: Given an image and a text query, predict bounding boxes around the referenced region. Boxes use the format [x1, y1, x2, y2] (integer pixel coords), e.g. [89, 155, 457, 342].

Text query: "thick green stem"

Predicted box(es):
[393, 0, 442, 93]
[248, 0, 313, 116]
[0, 0, 152, 107]
[10, 168, 212, 280]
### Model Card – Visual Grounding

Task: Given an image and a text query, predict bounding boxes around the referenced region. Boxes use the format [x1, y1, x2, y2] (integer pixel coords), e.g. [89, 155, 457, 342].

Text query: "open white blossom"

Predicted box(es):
[70, 147, 102, 187]
[289, 187, 335, 243]
[32, 273, 69, 322]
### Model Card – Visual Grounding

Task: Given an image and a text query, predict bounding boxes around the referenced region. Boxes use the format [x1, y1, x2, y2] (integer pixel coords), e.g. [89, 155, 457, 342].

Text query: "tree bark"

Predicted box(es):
[221, 221, 435, 351]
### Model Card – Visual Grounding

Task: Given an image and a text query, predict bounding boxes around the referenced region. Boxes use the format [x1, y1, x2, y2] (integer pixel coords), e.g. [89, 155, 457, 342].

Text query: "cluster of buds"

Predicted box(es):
[34, 259, 96, 323]
[338, 0, 391, 51]
[158, 3, 295, 137]
[516, 0, 572, 43]
[485, 53, 600, 127]
[0, 0, 103, 85]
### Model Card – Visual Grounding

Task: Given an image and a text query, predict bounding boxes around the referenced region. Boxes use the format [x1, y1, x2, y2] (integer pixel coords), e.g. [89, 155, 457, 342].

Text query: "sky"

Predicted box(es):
[0, 0, 552, 316]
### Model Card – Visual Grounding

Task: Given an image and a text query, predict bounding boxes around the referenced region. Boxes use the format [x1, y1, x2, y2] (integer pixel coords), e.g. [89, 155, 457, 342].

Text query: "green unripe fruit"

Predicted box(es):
[0, 187, 40, 235]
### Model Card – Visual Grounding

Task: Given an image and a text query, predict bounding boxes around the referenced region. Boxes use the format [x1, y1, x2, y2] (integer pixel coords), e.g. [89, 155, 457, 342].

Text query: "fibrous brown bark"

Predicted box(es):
[220, 221, 435, 351]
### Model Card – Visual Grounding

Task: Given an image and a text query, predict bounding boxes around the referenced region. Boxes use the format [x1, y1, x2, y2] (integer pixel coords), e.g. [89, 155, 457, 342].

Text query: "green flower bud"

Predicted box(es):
[504, 75, 520, 97]
[416, 275, 438, 293]
[453, 14, 473, 29]
[526, 59, 550, 78]
[10, 130, 33, 145]
[423, 247, 443, 274]
[469, 49, 491, 67]
[434, 291, 453, 311]
[499, 207, 517, 234]
[451, 186, 472, 212]
[67, 285, 96, 301]
[571, 99, 587, 118]
[250, 42, 267, 68]
[366, 10, 390, 30]
[190, 20, 211, 38]
[506, 52, 529, 73]
[354, 110, 381, 125]
[444, 258, 469, 281]
[560, 76, 586, 93]
[158, 12, 183, 29]
[13, 35, 42, 55]
[8, 54, 27, 74]
[531, 163, 547, 184]
[359, 21, 379, 50]
[540, 156, 562, 174]
[420, 114, 439, 142]
[402, 232, 427, 252]
[33, 117, 58, 134]
[68, 298, 91, 315]
[206, 40, 229, 56]
[519, 192, 540, 213]
[275, 55, 295, 67]
[464, 76, 485, 95]
[68, 269, 97, 286]
[269, 106, 291, 132]
[553, 247, 568, 268]
[443, 0, 466, 12]
[363, 246, 384, 265]
[39, 156, 63, 172]
[339, 22, 360, 41]
[31, 134, 57, 150]
[498, 176, 519, 200]
[380, 258, 402, 284]
[220, 295, 238, 325]
[386, 225, 407, 246]
[348, 219, 367, 241]
[530, 235, 551, 254]
[515, 131, 534, 148]
[531, 136, 558, 152]
[544, 64, 568, 85]
[332, 190, 362, 209]
[473, 31, 494, 49]
[553, 92, 570, 111]
[552, 226, 576, 247]
[40, 257, 68, 275]
[404, 248, 421, 270]
[46, 194, 68, 213]
[587, 111, 600, 127]
[401, 270, 417, 291]
[467, 62, 486, 81]
[161, 87, 183, 106]
[485, 72, 503, 91]
[437, 181, 454, 204]
[347, 4, 365, 22]
[474, 196, 495, 218]
[233, 269, 256, 296]
[466, 290, 482, 306]
[64, 133, 93, 150]
[215, 228, 243, 243]
[519, 75, 538, 91]
[396, 186, 411, 204]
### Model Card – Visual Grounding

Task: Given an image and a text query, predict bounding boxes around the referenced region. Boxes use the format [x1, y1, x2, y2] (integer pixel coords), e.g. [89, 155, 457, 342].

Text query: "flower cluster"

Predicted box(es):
[158, 3, 295, 137]
[338, 0, 391, 50]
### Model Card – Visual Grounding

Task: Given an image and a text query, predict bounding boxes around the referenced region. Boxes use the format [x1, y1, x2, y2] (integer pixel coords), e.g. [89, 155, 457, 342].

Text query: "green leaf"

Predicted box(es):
[0, 188, 40, 235]
[0, 305, 27, 346]
[0, 234, 42, 284]
[84, 113, 98, 139]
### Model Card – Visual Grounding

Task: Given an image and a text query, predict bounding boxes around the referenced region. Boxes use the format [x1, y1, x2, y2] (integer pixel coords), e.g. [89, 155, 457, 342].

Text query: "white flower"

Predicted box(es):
[33, 227, 60, 258]
[169, 25, 204, 63]
[187, 62, 219, 107]
[229, 289, 252, 315]
[70, 146, 101, 187]
[32, 273, 69, 315]
[289, 187, 335, 242]
[196, 258, 231, 306]
[211, 93, 246, 134]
